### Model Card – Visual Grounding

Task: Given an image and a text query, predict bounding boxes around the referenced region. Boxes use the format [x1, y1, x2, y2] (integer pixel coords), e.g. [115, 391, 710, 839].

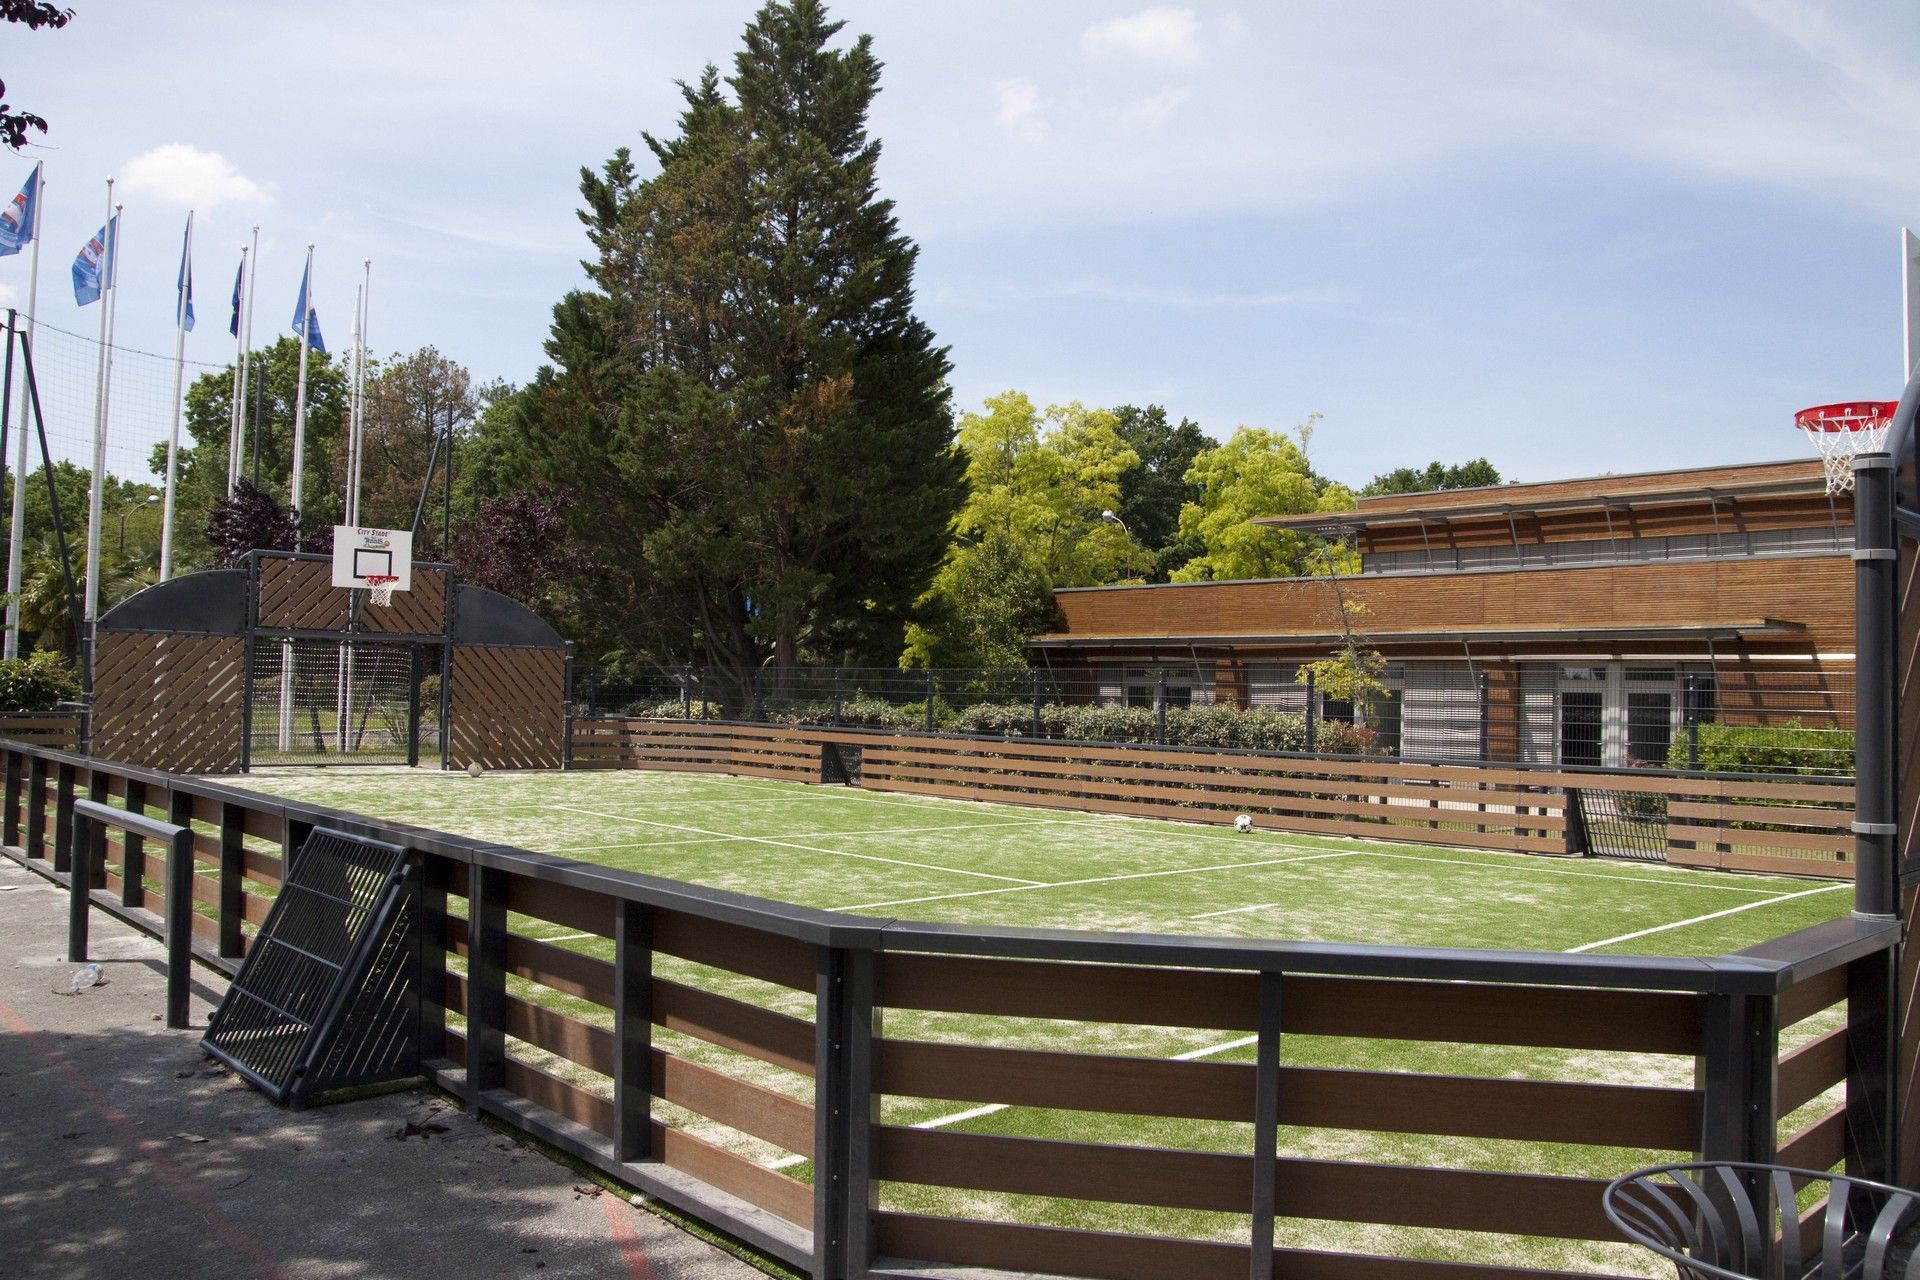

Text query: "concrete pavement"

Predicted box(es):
[0, 856, 772, 1280]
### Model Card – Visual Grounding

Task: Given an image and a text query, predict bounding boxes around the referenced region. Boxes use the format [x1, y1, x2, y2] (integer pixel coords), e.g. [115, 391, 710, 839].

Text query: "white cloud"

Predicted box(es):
[1083, 8, 1204, 66]
[120, 144, 270, 211]
[995, 79, 1047, 144]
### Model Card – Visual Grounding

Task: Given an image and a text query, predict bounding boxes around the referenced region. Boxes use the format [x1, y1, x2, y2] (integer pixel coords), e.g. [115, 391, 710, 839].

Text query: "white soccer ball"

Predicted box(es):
[467, 761, 485, 778]
[1234, 814, 1253, 833]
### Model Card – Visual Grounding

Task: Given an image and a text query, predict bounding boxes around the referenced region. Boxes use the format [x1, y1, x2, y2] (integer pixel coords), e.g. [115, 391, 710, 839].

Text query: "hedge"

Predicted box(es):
[1666, 719, 1853, 777]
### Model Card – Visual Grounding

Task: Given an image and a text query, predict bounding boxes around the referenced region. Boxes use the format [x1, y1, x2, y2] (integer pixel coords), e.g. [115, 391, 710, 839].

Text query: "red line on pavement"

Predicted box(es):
[602, 1189, 660, 1280]
[0, 995, 295, 1280]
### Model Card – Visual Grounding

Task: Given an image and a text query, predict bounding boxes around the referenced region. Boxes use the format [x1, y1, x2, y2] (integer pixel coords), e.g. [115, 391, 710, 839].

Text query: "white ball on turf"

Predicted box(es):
[1234, 814, 1253, 833]
[467, 761, 485, 778]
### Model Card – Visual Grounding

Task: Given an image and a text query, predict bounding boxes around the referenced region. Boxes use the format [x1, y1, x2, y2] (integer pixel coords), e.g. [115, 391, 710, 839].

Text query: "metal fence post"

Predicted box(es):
[66, 805, 90, 962]
[1156, 668, 1169, 743]
[1696, 991, 1778, 1167]
[813, 943, 877, 1279]
[614, 901, 655, 1164]
[1850, 451, 1898, 917]
[52, 760, 73, 873]
[1477, 671, 1490, 763]
[923, 670, 935, 733]
[465, 862, 509, 1111]
[219, 800, 246, 959]
[121, 779, 147, 910]
[1304, 671, 1317, 754]
[416, 854, 450, 1064]
[164, 817, 194, 1029]
[1031, 669, 1043, 739]
[1248, 972, 1282, 1280]
[831, 671, 842, 728]
[24, 753, 44, 860]
[1683, 675, 1701, 770]
[3, 747, 20, 847]
[1845, 949, 1896, 1183]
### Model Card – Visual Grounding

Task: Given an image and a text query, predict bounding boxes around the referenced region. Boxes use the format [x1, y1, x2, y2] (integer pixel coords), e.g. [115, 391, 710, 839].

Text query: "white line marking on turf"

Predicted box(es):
[1190, 903, 1277, 920]
[549, 805, 1045, 886]
[1564, 884, 1851, 954]
[832, 850, 1357, 913]
[1352, 848, 1789, 896]
[542, 815, 1098, 858]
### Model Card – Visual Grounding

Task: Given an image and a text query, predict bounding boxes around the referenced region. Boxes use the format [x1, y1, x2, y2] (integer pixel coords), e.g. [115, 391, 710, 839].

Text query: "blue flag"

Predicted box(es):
[291, 259, 325, 353]
[176, 219, 195, 332]
[0, 165, 37, 257]
[229, 257, 245, 337]
[72, 215, 118, 306]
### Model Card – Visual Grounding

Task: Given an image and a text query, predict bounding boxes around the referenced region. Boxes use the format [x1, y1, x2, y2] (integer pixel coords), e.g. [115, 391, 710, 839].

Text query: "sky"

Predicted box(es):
[2, 0, 1917, 491]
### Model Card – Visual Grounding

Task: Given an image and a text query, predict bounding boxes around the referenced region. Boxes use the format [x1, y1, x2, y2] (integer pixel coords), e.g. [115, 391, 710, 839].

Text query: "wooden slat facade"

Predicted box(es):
[91, 633, 245, 774]
[573, 718, 1856, 877]
[448, 646, 566, 770]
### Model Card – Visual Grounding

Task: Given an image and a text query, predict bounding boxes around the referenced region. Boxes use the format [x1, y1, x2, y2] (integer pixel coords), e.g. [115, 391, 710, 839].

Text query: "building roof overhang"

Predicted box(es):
[1253, 475, 1835, 536]
[1029, 619, 1804, 650]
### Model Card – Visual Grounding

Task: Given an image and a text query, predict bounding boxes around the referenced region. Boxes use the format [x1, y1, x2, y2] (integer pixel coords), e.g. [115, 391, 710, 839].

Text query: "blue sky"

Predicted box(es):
[2, 0, 1916, 490]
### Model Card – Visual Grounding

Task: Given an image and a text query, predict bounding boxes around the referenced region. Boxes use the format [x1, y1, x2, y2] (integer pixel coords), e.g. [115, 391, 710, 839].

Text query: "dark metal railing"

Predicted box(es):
[1, 740, 1900, 1280]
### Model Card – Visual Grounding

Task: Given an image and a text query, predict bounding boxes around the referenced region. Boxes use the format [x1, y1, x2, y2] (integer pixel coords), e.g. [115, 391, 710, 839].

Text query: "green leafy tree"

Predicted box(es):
[354, 347, 479, 536]
[1, 1, 72, 151]
[162, 336, 349, 573]
[0, 647, 79, 711]
[1171, 421, 1355, 582]
[515, 0, 964, 694]
[1361, 458, 1503, 497]
[901, 392, 1142, 668]
[1110, 404, 1208, 580]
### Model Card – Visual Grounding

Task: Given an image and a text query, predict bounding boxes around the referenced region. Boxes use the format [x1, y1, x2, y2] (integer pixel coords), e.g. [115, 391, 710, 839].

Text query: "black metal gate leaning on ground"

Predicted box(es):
[90, 550, 570, 773]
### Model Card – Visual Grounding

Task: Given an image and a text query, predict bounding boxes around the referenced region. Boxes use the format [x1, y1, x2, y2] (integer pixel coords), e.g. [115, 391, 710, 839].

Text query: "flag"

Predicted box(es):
[72, 215, 118, 306]
[291, 259, 325, 353]
[0, 165, 37, 257]
[175, 219, 195, 332]
[229, 256, 245, 337]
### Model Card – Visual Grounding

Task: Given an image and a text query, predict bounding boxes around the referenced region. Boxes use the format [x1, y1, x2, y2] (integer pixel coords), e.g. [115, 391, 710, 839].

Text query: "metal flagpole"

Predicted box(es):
[226, 243, 247, 495]
[83, 186, 119, 677]
[290, 243, 314, 522]
[352, 259, 370, 526]
[6, 160, 43, 659]
[159, 210, 193, 581]
[238, 224, 258, 491]
[345, 283, 362, 526]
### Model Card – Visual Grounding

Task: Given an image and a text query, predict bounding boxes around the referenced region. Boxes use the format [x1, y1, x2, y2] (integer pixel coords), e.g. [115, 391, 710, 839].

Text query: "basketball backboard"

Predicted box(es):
[331, 526, 413, 592]
[1904, 227, 1919, 381]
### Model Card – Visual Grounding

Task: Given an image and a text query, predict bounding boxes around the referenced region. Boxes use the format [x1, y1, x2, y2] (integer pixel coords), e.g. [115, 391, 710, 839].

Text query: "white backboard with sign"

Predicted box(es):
[331, 526, 413, 592]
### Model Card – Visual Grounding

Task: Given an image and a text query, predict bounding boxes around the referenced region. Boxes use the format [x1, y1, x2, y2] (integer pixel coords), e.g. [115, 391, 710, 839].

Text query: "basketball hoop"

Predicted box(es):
[1795, 400, 1899, 493]
[362, 575, 398, 608]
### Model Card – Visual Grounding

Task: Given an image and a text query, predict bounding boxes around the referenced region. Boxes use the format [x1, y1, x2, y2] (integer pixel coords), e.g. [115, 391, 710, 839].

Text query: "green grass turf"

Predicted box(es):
[224, 766, 1854, 1275]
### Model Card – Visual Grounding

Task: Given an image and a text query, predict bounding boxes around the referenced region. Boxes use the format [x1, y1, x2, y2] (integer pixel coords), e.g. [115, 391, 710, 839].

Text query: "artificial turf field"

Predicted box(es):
[228, 766, 1855, 1275]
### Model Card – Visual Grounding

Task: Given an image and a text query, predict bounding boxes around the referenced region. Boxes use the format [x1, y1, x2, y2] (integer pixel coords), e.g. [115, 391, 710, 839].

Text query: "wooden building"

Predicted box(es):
[1034, 458, 1854, 767]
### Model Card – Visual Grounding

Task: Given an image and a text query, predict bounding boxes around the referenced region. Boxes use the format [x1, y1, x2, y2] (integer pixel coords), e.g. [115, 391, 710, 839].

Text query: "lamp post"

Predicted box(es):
[117, 494, 158, 555]
[1101, 509, 1141, 579]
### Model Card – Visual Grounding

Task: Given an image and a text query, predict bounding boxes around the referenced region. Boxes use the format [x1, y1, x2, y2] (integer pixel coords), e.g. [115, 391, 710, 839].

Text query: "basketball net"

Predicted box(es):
[363, 575, 398, 608]
[1795, 401, 1898, 494]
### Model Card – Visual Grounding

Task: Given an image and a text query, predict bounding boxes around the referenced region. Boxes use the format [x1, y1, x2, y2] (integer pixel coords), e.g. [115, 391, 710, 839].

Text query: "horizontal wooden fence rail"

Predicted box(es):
[0, 740, 1896, 1280]
[570, 718, 1856, 878]
[0, 713, 84, 750]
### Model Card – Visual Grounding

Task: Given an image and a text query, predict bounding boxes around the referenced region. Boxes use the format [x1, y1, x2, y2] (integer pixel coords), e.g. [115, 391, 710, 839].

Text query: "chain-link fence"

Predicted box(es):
[571, 659, 1855, 778]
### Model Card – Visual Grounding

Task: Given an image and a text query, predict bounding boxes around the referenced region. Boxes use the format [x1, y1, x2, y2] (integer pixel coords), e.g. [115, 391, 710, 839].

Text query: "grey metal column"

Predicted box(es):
[613, 900, 655, 1164]
[465, 863, 509, 1109]
[1852, 452, 1897, 917]
[1248, 972, 1282, 1280]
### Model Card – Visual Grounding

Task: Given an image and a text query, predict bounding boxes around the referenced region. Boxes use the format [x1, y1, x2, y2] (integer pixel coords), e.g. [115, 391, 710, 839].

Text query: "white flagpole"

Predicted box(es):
[238, 224, 258, 490]
[351, 259, 370, 526]
[83, 185, 118, 657]
[159, 210, 193, 581]
[5, 160, 44, 659]
[226, 244, 247, 496]
[345, 282, 361, 526]
[290, 244, 313, 522]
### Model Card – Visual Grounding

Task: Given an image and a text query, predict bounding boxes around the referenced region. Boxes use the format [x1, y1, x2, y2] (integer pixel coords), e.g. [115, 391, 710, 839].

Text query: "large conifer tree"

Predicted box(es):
[522, 0, 963, 699]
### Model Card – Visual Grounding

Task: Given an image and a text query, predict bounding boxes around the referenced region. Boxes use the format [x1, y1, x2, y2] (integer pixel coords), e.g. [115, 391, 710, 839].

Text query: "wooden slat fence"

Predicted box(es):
[572, 718, 1855, 878]
[1, 741, 1893, 1280]
[0, 712, 82, 749]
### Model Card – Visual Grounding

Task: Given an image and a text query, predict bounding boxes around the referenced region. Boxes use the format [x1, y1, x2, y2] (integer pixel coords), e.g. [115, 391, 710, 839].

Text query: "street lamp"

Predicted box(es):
[1101, 510, 1142, 579]
[117, 494, 158, 553]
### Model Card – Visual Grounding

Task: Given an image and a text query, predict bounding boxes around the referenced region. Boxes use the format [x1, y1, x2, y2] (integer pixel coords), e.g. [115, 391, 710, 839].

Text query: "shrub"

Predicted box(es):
[0, 651, 82, 713]
[1666, 720, 1853, 777]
